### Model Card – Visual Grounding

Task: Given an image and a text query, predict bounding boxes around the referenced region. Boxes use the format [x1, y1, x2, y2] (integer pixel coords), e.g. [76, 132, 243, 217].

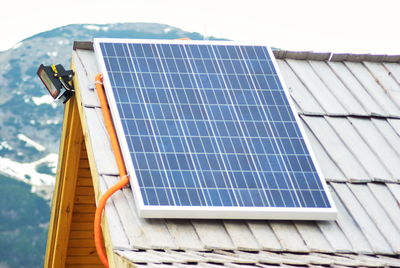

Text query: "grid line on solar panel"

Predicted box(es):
[94, 39, 335, 219]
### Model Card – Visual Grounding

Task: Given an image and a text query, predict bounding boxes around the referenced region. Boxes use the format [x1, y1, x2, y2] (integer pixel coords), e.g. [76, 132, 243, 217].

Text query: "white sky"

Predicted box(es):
[0, 0, 399, 54]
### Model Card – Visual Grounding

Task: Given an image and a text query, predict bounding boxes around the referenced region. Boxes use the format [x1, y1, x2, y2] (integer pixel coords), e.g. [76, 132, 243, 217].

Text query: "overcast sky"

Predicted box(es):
[0, 0, 399, 54]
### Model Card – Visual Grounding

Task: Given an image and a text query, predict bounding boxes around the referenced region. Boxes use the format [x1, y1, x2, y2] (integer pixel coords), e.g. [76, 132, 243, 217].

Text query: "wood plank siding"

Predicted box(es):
[65, 144, 103, 267]
[44, 97, 84, 268]
[44, 98, 103, 267]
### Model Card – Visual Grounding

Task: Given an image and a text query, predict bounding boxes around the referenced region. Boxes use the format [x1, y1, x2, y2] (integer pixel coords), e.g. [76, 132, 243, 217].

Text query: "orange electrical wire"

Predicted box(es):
[94, 73, 129, 268]
[94, 38, 190, 267]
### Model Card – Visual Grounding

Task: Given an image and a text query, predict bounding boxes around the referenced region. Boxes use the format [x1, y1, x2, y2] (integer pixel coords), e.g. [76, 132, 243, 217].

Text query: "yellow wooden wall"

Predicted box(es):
[43, 97, 105, 267]
[65, 143, 103, 268]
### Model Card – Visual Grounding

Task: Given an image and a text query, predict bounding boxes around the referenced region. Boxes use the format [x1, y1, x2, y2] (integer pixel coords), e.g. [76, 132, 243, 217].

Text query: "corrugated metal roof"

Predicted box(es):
[71, 43, 400, 267]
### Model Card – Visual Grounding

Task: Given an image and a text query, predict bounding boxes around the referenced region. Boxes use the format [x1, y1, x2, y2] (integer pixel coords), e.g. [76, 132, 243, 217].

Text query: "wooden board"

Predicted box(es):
[294, 221, 332, 252]
[302, 116, 370, 181]
[65, 158, 104, 266]
[78, 168, 92, 178]
[165, 219, 204, 250]
[73, 204, 96, 213]
[65, 265, 103, 268]
[269, 221, 308, 252]
[44, 97, 83, 268]
[71, 213, 95, 223]
[69, 230, 95, 240]
[277, 60, 325, 115]
[317, 220, 353, 253]
[102, 176, 151, 249]
[191, 220, 235, 250]
[76, 178, 95, 187]
[84, 108, 119, 175]
[79, 159, 90, 168]
[72, 50, 101, 108]
[349, 117, 400, 180]
[326, 117, 392, 182]
[98, 176, 131, 248]
[329, 184, 372, 254]
[369, 183, 400, 225]
[246, 221, 282, 251]
[71, 222, 93, 231]
[344, 61, 400, 117]
[75, 186, 96, 196]
[364, 61, 400, 107]
[331, 183, 393, 254]
[67, 247, 98, 256]
[65, 256, 103, 265]
[301, 119, 346, 182]
[328, 62, 385, 116]
[349, 183, 400, 253]
[286, 59, 347, 115]
[223, 220, 260, 250]
[383, 62, 400, 85]
[308, 60, 367, 116]
[68, 239, 96, 248]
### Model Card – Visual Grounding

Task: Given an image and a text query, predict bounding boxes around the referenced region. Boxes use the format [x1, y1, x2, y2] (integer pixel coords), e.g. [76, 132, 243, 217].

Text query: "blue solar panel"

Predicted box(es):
[93, 39, 336, 220]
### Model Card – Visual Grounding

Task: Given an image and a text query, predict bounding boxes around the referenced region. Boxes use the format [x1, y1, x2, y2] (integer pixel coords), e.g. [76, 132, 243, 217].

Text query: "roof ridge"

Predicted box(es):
[273, 50, 400, 63]
[73, 41, 400, 63]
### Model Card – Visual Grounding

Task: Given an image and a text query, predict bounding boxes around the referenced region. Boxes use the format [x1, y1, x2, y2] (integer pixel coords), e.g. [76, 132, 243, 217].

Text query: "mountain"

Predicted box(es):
[0, 23, 214, 268]
[0, 174, 49, 268]
[0, 22, 215, 199]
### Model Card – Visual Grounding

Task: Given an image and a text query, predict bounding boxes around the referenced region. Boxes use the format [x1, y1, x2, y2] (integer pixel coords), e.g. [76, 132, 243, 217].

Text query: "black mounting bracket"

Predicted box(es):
[37, 64, 75, 104]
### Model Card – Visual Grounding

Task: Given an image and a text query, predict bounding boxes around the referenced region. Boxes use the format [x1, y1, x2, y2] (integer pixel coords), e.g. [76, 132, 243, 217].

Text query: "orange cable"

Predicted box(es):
[94, 73, 129, 268]
[94, 38, 189, 267]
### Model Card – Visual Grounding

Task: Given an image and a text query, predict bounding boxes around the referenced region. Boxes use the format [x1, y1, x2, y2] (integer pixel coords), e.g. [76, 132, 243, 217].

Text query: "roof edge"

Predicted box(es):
[73, 41, 93, 51]
[273, 50, 400, 63]
[73, 41, 400, 63]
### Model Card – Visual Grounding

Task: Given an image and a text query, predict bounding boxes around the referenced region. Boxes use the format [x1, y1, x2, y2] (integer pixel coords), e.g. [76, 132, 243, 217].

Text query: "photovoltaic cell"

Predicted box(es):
[93, 38, 336, 220]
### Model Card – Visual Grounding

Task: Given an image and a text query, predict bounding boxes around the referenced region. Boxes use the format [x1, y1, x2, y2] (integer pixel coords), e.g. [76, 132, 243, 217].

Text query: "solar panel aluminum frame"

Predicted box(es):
[93, 38, 337, 220]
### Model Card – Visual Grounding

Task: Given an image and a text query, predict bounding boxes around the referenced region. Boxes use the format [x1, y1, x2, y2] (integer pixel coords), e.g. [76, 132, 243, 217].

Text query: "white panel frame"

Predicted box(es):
[93, 38, 337, 220]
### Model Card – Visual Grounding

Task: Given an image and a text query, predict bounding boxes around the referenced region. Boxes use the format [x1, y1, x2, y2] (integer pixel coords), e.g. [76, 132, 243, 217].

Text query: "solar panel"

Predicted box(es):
[93, 38, 336, 220]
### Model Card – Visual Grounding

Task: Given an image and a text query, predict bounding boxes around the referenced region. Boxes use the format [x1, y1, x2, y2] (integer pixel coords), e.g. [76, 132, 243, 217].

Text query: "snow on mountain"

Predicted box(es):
[0, 23, 216, 201]
[0, 153, 57, 187]
[32, 95, 57, 108]
[17, 133, 46, 152]
[0, 141, 13, 151]
[12, 42, 23, 50]
[46, 51, 58, 57]
[0, 22, 210, 164]
[0, 23, 220, 268]
[84, 25, 109, 31]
